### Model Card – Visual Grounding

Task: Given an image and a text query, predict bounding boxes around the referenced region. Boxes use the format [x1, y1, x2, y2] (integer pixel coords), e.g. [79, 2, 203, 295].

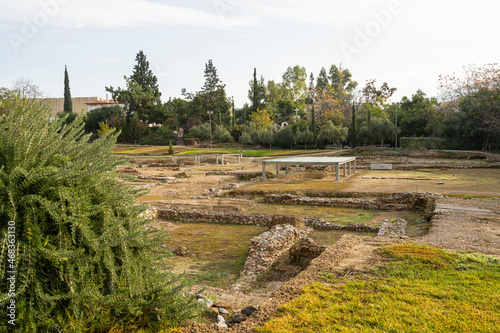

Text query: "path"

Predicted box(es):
[420, 198, 500, 256]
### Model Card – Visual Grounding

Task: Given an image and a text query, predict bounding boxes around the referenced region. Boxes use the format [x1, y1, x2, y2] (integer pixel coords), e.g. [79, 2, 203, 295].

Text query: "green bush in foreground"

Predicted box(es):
[0, 99, 200, 332]
[259, 244, 500, 333]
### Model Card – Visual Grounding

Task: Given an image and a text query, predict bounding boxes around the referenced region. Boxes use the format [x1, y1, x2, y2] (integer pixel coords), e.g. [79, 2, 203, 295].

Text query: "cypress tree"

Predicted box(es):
[168, 140, 174, 155]
[350, 102, 357, 147]
[311, 104, 317, 139]
[0, 98, 200, 331]
[64, 65, 72, 113]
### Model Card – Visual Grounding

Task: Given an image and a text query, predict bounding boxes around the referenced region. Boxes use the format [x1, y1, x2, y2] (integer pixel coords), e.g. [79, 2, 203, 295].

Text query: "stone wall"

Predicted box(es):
[288, 238, 327, 267]
[264, 193, 436, 212]
[233, 224, 309, 290]
[157, 209, 379, 232]
[377, 219, 407, 238]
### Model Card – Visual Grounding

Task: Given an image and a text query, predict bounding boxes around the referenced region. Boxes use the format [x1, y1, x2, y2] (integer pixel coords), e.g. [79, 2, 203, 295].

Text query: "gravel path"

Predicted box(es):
[419, 198, 500, 256]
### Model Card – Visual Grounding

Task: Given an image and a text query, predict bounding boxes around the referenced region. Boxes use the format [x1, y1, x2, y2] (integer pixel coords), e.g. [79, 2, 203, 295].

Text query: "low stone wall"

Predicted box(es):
[157, 209, 272, 226]
[233, 224, 309, 290]
[378, 219, 407, 238]
[157, 209, 379, 232]
[264, 193, 436, 212]
[304, 217, 379, 232]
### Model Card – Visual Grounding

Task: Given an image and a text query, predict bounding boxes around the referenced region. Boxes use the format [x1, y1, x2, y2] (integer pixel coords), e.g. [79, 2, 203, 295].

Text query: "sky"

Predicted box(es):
[0, 0, 499, 107]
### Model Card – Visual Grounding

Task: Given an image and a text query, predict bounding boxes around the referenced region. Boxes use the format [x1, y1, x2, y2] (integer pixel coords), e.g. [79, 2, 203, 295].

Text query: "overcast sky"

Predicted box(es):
[1, 0, 498, 107]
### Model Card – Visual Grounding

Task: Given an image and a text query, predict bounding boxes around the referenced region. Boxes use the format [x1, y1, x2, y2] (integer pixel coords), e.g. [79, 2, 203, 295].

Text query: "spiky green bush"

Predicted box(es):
[0, 99, 200, 332]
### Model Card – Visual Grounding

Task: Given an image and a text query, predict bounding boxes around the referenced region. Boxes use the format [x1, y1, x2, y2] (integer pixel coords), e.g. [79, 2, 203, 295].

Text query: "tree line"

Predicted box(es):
[1, 53, 499, 150]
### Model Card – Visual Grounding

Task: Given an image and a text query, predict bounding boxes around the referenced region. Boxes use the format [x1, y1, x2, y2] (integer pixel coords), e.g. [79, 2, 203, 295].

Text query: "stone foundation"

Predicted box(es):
[157, 209, 379, 232]
[377, 219, 407, 238]
[288, 238, 327, 267]
[264, 193, 436, 212]
[233, 224, 309, 290]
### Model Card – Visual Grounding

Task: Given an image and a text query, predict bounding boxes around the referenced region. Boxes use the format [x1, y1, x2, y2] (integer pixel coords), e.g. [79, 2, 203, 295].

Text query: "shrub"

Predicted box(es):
[0, 99, 200, 331]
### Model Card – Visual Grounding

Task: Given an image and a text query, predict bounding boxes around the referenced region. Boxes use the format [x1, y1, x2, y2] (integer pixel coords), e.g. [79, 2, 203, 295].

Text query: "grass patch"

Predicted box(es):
[114, 146, 321, 157]
[258, 244, 500, 333]
[163, 222, 267, 289]
[245, 203, 423, 228]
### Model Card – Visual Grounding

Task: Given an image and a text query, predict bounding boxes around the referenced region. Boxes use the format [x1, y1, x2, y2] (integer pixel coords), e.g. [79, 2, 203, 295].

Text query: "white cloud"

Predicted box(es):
[0, 0, 258, 30]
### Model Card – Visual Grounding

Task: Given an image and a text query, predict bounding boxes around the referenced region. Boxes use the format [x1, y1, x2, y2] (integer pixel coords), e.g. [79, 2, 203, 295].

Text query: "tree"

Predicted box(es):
[399, 90, 440, 137]
[189, 123, 211, 141]
[213, 124, 233, 143]
[168, 140, 174, 155]
[266, 80, 280, 108]
[0, 87, 16, 114]
[349, 102, 357, 147]
[249, 68, 266, 112]
[459, 88, 500, 149]
[358, 116, 396, 146]
[249, 108, 273, 129]
[362, 79, 397, 106]
[316, 67, 329, 92]
[84, 105, 124, 134]
[0, 97, 200, 331]
[12, 76, 44, 98]
[156, 126, 174, 140]
[317, 121, 348, 146]
[64, 65, 72, 112]
[200, 59, 231, 126]
[313, 85, 344, 128]
[256, 126, 276, 149]
[128, 112, 142, 144]
[439, 63, 500, 100]
[182, 117, 201, 133]
[329, 64, 358, 97]
[130, 50, 161, 98]
[240, 132, 253, 146]
[297, 128, 315, 149]
[106, 50, 162, 124]
[276, 126, 295, 149]
[281, 65, 307, 101]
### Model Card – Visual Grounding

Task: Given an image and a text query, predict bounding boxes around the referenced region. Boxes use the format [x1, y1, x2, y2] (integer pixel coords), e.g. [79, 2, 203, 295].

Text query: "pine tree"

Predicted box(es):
[129, 50, 161, 99]
[201, 59, 231, 126]
[64, 65, 72, 113]
[106, 50, 162, 124]
[0, 98, 200, 331]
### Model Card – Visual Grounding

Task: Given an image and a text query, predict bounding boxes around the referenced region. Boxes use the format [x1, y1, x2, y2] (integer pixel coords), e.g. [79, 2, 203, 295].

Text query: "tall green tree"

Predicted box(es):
[0, 98, 200, 332]
[316, 67, 330, 92]
[329, 64, 358, 97]
[106, 50, 163, 123]
[281, 65, 307, 101]
[199, 59, 231, 126]
[64, 65, 72, 113]
[130, 50, 161, 98]
[249, 68, 266, 112]
[349, 102, 357, 147]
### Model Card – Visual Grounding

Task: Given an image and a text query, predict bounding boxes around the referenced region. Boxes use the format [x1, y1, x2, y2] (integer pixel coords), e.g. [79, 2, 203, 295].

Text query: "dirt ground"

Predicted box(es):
[117, 151, 500, 332]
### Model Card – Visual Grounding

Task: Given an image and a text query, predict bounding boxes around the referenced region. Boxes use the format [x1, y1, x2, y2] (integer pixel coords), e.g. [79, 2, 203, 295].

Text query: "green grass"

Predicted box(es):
[113, 145, 321, 157]
[163, 222, 268, 289]
[258, 244, 500, 333]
